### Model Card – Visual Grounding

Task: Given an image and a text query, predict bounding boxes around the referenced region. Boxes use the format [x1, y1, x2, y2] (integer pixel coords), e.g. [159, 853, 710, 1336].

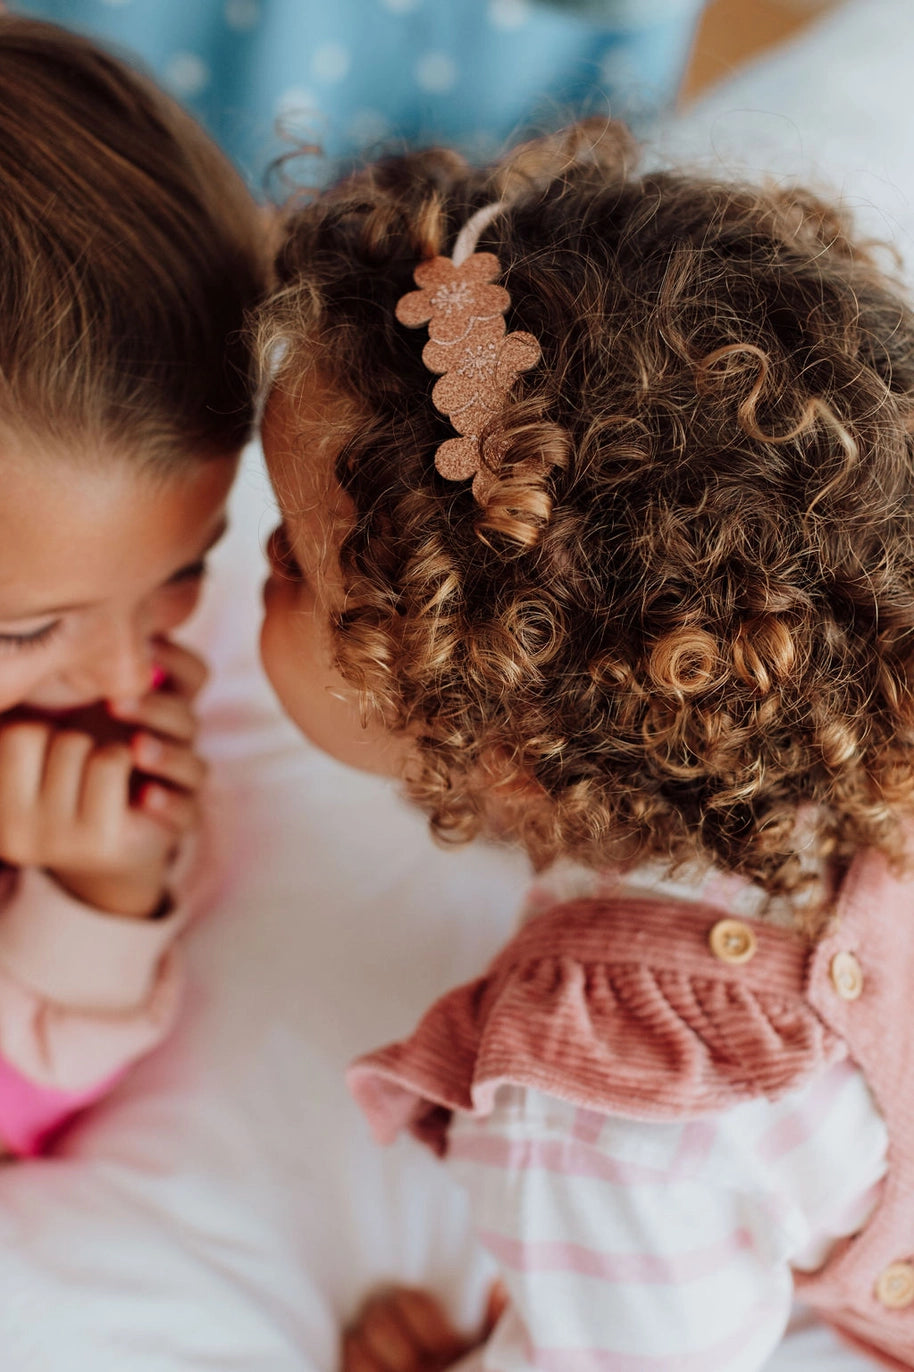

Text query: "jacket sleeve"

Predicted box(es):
[0, 865, 187, 1155]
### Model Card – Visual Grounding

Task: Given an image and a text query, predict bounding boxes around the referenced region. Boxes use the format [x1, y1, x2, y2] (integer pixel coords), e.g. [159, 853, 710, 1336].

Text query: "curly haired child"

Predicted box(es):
[0, 16, 266, 1158]
[258, 119, 914, 1369]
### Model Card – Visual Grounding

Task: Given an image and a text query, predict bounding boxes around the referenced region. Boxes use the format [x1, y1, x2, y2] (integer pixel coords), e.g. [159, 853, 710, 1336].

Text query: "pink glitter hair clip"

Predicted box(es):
[395, 200, 541, 504]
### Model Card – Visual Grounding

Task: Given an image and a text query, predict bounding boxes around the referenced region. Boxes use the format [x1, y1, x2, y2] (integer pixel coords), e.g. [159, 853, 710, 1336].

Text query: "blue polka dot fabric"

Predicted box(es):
[13, 0, 706, 183]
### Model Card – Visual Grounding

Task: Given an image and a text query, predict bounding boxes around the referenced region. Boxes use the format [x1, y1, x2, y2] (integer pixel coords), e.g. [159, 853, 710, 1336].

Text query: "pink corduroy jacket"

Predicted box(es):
[350, 841, 914, 1371]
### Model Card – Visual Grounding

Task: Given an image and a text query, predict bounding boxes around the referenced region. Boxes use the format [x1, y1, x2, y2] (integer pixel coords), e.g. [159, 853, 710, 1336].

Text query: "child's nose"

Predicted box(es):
[86, 624, 153, 702]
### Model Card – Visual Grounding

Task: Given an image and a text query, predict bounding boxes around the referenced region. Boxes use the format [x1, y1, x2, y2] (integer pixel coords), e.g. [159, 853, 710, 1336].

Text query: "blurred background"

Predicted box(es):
[9, 0, 841, 185]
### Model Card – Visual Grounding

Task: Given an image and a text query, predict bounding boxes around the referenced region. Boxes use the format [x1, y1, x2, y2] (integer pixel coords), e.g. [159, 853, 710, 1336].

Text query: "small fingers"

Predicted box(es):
[388, 1290, 465, 1360]
[138, 782, 199, 834]
[79, 742, 133, 840]
[150, 637, 209, 700]
[132, 733, 207, 793]
[109, 690, 197, 743]
[346, 1290, 465, 1372]
[357, 1300, 419, 1370]
[482, 1279, 508, 1336]
[43, 729, 95, 825]
[340, 1331, 387, 1372]
[0, 721, 49, 812]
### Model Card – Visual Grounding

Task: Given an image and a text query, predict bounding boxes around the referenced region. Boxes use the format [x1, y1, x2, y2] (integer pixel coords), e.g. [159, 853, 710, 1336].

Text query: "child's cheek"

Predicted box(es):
[0, 659, 53, 716]
[259, 577, 300, 697]
[154, 581, 204, 634]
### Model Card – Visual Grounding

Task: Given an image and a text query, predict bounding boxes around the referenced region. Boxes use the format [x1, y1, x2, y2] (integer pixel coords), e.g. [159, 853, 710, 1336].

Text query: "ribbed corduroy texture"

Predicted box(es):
[350, 847, 914, 1368]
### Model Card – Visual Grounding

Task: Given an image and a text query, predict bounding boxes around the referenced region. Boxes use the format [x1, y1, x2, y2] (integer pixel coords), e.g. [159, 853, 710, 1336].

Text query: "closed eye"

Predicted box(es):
[168, 559, 209, 585]
[0, 620, 62, 651]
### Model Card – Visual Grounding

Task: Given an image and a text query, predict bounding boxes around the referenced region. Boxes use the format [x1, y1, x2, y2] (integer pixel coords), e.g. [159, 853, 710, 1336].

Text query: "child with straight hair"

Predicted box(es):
[258, 119, 914, 1369]
[0, 15, 267, 1157]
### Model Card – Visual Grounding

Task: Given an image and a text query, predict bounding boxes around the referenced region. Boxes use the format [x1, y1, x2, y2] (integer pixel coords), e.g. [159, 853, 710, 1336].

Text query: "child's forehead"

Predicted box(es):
[0, 446, 233, 613]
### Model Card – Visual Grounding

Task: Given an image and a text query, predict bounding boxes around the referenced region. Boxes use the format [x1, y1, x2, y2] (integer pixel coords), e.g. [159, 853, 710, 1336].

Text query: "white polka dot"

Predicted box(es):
[347, 108, 392, 146]
[273, 87, 327, 140]
[488, 0, 530, 31]
[599, 46, 641, 94]
[164, 51, 211, 98]
[604, 0, 704, 30]
[381, 0, 422, 12]
[224, 0, 261, 31]
[311, 42, 351, 84]
[273, 88, 326, 146]
[415, 52, 457, 95]
[274, 86, 320, 119]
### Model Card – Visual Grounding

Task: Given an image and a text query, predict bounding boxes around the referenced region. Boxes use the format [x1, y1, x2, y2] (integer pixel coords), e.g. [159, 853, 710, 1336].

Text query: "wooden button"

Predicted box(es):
[708, 919, 757, 965]
[830, 951, 864, 1001]
[876, 1262, 914, 1309]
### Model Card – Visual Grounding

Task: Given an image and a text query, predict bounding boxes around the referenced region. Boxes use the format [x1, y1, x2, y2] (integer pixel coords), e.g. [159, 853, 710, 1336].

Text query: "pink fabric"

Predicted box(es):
[0, 864, 185, 1013]
[447, 1064, 879, 1368]
[350, 841, 914, 1370]
[447, 1128, 704, 1186]
[0, 864, 189, 1156]
[349, 896, 840, 1150]
[519, 1299, 785, 1372]
[0, 1053, 121, 1157]
[477, 1223, 757, 1283]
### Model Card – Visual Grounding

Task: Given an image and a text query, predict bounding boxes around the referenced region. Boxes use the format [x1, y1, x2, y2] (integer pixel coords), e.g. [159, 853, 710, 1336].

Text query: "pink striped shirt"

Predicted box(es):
[355, 860, 892, 1371]
[446, 1062, 886, 1369]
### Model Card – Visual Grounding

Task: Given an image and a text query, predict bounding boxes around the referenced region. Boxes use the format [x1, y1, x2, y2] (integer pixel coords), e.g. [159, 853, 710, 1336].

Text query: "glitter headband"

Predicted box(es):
[395, 200, 542, 504]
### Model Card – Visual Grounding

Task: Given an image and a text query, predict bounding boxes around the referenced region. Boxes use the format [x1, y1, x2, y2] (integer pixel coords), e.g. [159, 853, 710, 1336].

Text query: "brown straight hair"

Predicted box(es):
[0, 15, 269, 471]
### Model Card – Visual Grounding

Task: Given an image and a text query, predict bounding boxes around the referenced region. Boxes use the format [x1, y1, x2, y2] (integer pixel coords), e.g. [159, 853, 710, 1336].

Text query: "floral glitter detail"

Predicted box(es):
[395, 240, 541, 503]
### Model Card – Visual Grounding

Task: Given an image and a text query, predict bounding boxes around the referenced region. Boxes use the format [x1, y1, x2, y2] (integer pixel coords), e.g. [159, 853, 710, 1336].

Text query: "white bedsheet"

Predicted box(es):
[0, 451, 529, 1370]
[2, 3, 912, 1365]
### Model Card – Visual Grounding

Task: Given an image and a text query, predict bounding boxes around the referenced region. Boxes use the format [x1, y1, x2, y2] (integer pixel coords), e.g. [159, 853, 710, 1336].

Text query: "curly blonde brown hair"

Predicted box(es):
[261, 120, 914, 910]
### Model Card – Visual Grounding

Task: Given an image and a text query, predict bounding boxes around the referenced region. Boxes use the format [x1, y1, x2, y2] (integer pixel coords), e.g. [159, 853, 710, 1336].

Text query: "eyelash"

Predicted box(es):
[0, 562, 208, 653]
[0, 621, 62, 652]
[169, 559, 208, 585]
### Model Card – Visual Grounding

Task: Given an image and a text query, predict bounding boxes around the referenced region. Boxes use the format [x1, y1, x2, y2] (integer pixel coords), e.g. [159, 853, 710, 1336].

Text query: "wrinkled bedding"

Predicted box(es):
[2, 4, 911, 1364]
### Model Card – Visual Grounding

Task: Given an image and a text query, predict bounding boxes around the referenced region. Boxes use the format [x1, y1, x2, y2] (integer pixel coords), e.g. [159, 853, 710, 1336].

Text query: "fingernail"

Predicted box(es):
[109, 698, 140, 716]
[150, 665, 168, 690]
[134, 733, 163, 763]
[141, 783, 167, 810]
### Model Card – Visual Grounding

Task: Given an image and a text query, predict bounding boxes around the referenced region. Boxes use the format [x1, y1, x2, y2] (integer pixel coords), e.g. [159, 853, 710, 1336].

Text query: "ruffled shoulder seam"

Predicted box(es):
[349, 897, 840, 1152]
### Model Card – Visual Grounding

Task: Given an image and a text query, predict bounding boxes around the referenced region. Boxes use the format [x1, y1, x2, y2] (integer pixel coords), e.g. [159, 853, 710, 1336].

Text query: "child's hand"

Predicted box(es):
[341, 1283, 506, 1372]
[0, 639, 208, 918]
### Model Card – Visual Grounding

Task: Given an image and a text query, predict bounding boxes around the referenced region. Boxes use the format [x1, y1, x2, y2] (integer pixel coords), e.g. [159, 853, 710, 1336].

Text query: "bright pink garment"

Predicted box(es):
[0, 864, 187, 1156]
[0, 1054, 121, 1157]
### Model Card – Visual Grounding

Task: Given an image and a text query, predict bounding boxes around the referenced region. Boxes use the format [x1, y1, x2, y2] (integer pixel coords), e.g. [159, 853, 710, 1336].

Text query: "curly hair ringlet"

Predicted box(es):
[258, 118, 914, 929]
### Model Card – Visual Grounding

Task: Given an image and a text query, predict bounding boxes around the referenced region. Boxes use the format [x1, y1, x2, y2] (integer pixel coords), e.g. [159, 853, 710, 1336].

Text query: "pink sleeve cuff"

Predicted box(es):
[0, 866, 187, 1012]
[0, 1052, 122, 1157]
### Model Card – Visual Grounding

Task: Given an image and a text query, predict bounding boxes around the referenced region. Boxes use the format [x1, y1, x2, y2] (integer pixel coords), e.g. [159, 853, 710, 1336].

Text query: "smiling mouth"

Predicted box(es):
[3, 699, 132, 743]
[14, 698, 103, 718]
